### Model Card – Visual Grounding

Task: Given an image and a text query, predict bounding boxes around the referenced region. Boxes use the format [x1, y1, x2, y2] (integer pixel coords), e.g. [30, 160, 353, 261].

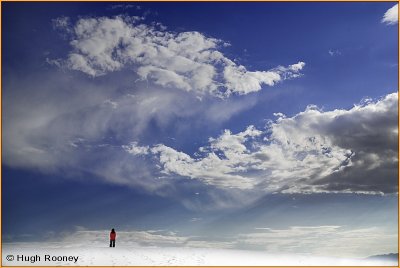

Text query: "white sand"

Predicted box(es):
[2, 243, 397, 266]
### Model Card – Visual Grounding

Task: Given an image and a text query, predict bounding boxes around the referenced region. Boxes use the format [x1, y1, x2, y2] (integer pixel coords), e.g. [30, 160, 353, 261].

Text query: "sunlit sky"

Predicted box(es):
[3, 2, 398, 258]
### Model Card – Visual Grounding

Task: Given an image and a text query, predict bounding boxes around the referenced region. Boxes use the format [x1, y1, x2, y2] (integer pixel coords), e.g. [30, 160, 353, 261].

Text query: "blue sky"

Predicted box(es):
[2, 2, 398, 258]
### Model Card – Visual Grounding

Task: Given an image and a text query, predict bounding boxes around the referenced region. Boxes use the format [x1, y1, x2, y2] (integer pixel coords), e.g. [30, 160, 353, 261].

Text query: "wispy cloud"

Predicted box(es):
[239, 226, 397, 258]
[109, 4, 142, 11]
[51, 229, 188, 248]
[382, 4, 398, 25]
[3, 68, 260, 204]
[328, 49, 341, 56]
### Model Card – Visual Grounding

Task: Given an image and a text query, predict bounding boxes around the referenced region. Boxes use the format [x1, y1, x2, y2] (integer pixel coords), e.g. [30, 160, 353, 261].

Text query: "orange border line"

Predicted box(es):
[0, 1, 399, 268]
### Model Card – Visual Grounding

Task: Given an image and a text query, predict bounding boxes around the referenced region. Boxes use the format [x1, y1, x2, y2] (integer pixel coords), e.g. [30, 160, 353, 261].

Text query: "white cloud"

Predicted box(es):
[382, 4, 398, 25]
[3, 66, 262, 201]
[127, 92, 398, 194]
[53, 16, 305, 98]
[44, 228, 236, 250]
[58, 229, 188, 248]
[122, 142, 150, 155]
[52, 16, 71, 30]
[133, 126, 265, 190]
[328, 49, 341, 56]
[239, 226, 397, 258]
[288, 61, 306, 72]
[6, 69, 395, 200]
[109, 4, 141, 11]
[8, 226, 396, 259]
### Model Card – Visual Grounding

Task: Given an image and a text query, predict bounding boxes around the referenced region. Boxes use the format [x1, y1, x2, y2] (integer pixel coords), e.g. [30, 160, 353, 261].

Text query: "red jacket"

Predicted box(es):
[110, 231, 116, 240]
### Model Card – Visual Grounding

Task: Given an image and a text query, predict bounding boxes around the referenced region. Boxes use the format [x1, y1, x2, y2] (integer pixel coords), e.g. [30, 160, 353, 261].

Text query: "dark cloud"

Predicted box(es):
[310, 93, 398, 194]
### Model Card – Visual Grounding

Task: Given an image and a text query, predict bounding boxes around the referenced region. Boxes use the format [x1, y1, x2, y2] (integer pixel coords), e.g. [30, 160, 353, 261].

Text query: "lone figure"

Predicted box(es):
[110, 228, 116, 247]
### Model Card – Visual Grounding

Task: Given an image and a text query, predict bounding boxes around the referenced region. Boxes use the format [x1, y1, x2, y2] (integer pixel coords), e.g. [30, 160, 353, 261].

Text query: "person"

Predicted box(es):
[110, 228, 116, 247]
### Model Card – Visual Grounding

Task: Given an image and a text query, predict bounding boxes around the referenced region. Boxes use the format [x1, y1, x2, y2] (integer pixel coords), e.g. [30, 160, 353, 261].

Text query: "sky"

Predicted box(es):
[2, 2, 399, 258]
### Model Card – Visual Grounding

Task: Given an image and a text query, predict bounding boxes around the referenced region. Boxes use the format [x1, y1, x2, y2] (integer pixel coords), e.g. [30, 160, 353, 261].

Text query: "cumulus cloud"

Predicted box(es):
[382, 4, 398, 25]
[52, 15, 305, 97]
[126, 126, 265, 190]
[126, 92, 398, 194]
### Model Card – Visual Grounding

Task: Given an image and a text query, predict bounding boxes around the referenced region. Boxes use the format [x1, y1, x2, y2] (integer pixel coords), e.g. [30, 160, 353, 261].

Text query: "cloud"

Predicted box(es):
[122, 142, 150, 155]
[109, 4, 142, 11]
[56, 229, 188, 248]
[4, 14, 305, 200]
[11, 226, 397, 258]
[52, 16, 71, 30]
[238, 226, 397, 258]
[4, 12, 396, 210]
[222, 62, 305, 95]
[127, 126, 265, 190]
[328, 49, 341, 56]
[3, 68, 260, 200]
[44, 228, 234, 249]
[127, 92, 398, 194]
[52, 15, 305, 98]
[382, 4, 398, 25]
